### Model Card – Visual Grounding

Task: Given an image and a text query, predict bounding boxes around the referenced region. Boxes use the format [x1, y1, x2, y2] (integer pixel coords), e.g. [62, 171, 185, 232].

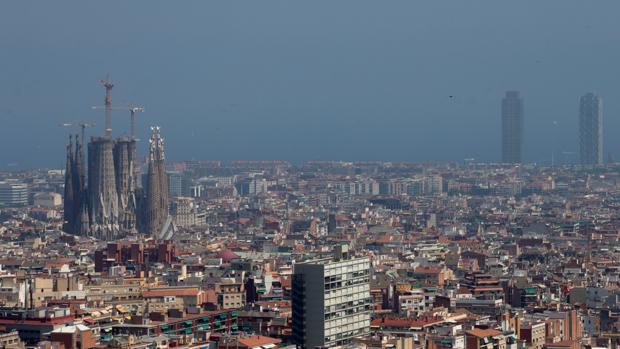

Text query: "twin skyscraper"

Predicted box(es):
[501, 91, 603, 165]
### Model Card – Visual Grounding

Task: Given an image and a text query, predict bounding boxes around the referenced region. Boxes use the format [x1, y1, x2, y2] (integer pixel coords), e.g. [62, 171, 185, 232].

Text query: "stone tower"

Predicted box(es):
[73, 135, 89, 235]
[63, 136, 75, 234]
[143, 127, 169, 236]
[88, 136, 120, 239]
[114, 137, 138, 232]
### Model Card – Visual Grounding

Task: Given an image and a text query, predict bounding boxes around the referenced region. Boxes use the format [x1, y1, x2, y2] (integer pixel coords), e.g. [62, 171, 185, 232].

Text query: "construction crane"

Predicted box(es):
[127, 104, 144, 140]
[98, 76, 114, 136]
[59, 122, 96, 142]
[78, 122, 95, 142]
[58, 123, 74, 139]
[92, 104, 144, 140]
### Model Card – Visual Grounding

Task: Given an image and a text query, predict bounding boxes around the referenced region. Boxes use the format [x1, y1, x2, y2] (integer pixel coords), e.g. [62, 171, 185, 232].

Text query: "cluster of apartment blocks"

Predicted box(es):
[332, 175, 444, 196]
[6, 161, 620, 349]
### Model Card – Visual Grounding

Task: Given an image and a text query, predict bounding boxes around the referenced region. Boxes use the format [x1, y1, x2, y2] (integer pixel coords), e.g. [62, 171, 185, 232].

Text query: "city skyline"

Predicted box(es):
[2, 1, 620, 168]
[3, 3, 620, 349]
[1, 86, 616, 170]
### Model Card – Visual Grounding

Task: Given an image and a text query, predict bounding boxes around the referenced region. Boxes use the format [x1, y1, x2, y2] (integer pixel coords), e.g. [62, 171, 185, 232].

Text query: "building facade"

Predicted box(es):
[34, 192, 62, 208]
[579, 92, 603, 165]
[170, 197, 197, 228]
[292, 245, 371, 348]
[0, 181, 29, 207]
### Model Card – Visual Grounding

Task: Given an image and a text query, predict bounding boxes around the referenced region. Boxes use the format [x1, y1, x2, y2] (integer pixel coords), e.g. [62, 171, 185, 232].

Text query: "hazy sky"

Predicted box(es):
[1, 1, 620, 169]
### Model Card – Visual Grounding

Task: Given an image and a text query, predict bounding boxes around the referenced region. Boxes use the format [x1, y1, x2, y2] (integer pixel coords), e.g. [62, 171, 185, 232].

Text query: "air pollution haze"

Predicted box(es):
[1, 1, 619, 169]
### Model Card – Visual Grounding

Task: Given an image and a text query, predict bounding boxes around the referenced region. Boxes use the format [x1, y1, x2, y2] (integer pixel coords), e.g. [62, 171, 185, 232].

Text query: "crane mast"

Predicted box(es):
[92, 104, 144, 140]
[98, 76, 114, 136]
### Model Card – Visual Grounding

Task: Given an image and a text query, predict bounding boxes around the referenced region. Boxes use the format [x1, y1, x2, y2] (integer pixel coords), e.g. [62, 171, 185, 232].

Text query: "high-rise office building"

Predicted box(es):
[167, 171, 192, 198]
[0, 181, 29, 207]
[292, 245, 371, 349]
[501, 91, 523, 164]
[579, 93, 603, 165]
[167, 171, 184, 197]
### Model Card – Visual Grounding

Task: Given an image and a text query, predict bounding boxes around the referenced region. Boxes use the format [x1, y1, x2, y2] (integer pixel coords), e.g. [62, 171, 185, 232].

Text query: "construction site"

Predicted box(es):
[63, 78, 171, 240]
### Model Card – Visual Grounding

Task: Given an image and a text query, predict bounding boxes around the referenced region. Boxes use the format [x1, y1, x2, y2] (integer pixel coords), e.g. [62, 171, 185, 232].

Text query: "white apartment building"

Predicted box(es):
[292, 245, 371, 348]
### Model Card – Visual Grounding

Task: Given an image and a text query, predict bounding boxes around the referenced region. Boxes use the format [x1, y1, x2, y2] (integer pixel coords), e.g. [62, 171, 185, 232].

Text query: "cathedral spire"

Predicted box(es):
[63, 136, 75, 234]
[142, 126, 169, 237]
[73, 134, 89, 234]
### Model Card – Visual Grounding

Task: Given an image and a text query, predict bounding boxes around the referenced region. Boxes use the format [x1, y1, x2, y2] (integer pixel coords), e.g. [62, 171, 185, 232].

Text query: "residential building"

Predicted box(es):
[465, 328, 506, 349]
[292, 245, 371, 348]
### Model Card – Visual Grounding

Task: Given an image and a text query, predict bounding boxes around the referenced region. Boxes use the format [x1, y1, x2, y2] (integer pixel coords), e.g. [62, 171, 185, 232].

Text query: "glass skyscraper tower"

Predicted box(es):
[501, 91, 524, 164]
[579, 93, 603, 165]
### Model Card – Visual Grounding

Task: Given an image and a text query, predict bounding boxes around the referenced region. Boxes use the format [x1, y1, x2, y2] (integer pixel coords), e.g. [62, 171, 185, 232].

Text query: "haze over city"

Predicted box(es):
[2, 1, 620, 169]
[5, 2, 620, 349]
